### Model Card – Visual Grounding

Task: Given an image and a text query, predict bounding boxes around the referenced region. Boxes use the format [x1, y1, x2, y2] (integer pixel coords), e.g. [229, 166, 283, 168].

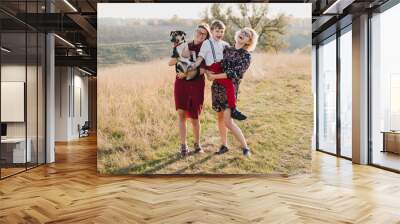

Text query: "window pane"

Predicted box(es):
[371, 4, 400, 171]
[340, 28, 352, 158]
[318, 36, 337, 154]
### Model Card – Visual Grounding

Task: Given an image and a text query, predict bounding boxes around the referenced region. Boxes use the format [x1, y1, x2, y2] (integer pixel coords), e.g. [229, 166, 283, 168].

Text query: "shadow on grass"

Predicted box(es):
[173, 154, 215, 174]
[109, 151, 217, 175]
[110, 153, 182, 174]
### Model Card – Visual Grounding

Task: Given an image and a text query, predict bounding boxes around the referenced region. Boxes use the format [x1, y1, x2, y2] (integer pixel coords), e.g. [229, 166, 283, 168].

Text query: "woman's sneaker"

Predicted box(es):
[194, 143, 204, 153]
[231, 108, 247, 121]
[180, 144, 188, 156]
[242, 148, 251, 157]
[216, 145, 229, 155]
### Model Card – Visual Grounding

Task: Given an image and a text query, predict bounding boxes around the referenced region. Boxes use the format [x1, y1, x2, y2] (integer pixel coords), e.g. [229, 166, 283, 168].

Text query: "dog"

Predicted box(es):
[170, 30, 198, 80]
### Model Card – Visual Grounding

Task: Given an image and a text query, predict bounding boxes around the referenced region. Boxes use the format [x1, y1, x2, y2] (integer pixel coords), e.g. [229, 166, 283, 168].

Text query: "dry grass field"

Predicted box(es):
[97, 53, 313, 175]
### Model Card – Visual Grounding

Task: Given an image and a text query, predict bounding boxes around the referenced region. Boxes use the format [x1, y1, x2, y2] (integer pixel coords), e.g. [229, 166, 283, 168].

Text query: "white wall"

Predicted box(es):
[55, 66, 70, 141]
[55, 67, 89, 141]
[72, 73, 89, 138]
[1, 65, 38, 138]
[1, 65, 26, 136]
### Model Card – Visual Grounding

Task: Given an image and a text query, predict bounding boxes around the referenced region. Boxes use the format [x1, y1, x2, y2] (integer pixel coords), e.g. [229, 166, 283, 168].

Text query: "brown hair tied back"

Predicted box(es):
[197, 23, 211, 39]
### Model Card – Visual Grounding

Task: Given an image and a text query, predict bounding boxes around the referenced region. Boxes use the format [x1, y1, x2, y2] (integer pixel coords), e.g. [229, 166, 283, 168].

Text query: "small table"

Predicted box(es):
[381, 131, 400, 154]
[1, 138, 32, 164]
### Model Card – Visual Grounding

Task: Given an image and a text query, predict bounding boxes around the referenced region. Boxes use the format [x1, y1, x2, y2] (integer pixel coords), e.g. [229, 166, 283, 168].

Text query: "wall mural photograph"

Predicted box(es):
[97, 3, 312, 175]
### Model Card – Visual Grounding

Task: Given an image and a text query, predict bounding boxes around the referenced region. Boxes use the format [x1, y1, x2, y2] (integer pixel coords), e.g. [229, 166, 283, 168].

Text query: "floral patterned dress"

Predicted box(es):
[211, 46, 251, 112]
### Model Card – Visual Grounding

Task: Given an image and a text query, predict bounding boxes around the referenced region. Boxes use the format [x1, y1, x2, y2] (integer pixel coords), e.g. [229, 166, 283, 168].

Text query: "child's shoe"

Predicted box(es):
[231, 108, 247, 121]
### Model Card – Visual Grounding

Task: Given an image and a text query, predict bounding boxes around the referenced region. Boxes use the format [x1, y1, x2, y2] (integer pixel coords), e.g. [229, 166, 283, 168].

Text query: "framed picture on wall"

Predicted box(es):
[97, 2, 313, 175]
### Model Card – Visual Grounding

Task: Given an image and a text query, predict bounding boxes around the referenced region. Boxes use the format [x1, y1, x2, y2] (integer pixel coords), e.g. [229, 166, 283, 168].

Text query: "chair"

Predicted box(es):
[78, 121, 90, 138]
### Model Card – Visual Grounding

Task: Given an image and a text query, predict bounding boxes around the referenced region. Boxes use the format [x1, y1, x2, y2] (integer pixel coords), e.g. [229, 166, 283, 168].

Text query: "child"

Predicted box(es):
[190, 20, 247, 120]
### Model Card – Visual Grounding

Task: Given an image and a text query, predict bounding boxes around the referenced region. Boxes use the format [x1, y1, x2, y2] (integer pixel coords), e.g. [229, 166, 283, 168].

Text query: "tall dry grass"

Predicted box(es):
[97, 53, 313, 175]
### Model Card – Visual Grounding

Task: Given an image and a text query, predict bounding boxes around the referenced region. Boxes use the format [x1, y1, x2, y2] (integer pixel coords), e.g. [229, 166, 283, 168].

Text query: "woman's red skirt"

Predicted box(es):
[174, 75, 205, 119]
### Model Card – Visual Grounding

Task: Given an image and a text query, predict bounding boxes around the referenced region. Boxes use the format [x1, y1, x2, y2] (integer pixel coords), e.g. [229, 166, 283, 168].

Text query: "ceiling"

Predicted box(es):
[310, 0, 391, 43]
[0, 0, 98, 74]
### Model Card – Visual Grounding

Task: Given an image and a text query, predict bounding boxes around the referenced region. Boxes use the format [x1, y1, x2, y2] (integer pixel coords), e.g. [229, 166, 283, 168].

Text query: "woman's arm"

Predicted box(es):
[207, 55, 251, 81]
[190, 56, 204, 70]
[189, 40, 208, 70]
[210, 73, 228, 80]
[204, 70, 227, 81]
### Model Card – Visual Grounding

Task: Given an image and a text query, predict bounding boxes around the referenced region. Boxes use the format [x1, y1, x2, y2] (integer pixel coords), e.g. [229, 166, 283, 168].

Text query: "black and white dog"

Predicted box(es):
[170, 30, 198, 80]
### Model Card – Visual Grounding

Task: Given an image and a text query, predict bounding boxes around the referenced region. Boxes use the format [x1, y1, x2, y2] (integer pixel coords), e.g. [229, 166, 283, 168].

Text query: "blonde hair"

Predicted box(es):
[210, 20, 225, 30]
[234, 27, 259, 52]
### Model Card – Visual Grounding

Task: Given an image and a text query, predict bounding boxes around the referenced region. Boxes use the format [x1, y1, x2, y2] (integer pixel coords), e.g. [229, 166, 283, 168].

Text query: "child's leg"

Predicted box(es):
[217, 79, 236, 108]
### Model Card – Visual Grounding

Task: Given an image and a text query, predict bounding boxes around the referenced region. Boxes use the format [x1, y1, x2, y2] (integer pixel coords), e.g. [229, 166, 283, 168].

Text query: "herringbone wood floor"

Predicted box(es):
[1, 135, 400, 224]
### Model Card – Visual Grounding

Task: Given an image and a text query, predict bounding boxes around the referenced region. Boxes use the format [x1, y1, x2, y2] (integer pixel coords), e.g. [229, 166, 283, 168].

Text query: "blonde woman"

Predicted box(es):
[205, 27, 259, 156]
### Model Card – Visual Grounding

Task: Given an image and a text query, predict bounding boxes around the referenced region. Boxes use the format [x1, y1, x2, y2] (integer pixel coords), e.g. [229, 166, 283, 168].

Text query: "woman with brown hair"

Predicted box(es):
[168, 23, 211, 156]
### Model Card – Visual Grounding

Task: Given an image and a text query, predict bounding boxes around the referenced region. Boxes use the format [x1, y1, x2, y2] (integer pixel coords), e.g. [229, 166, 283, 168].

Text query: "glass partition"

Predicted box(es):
[0, 2, 46, 179]
[1, 31, 28, 177]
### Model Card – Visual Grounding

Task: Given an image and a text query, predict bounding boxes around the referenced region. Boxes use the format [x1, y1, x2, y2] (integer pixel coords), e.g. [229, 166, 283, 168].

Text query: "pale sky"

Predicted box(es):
[98, 3, 311, 19]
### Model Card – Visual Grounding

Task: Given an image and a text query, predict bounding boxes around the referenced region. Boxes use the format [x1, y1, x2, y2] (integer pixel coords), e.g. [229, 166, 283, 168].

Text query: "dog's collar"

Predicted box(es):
[174, 41, 185, 48]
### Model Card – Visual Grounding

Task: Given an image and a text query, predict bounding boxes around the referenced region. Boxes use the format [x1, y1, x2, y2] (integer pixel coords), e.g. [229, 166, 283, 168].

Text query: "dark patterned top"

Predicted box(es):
[212, 46, 251, 112]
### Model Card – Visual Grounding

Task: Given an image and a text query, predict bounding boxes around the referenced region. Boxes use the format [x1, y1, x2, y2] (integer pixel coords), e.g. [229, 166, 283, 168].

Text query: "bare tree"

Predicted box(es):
[202, 3, 288, 52]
